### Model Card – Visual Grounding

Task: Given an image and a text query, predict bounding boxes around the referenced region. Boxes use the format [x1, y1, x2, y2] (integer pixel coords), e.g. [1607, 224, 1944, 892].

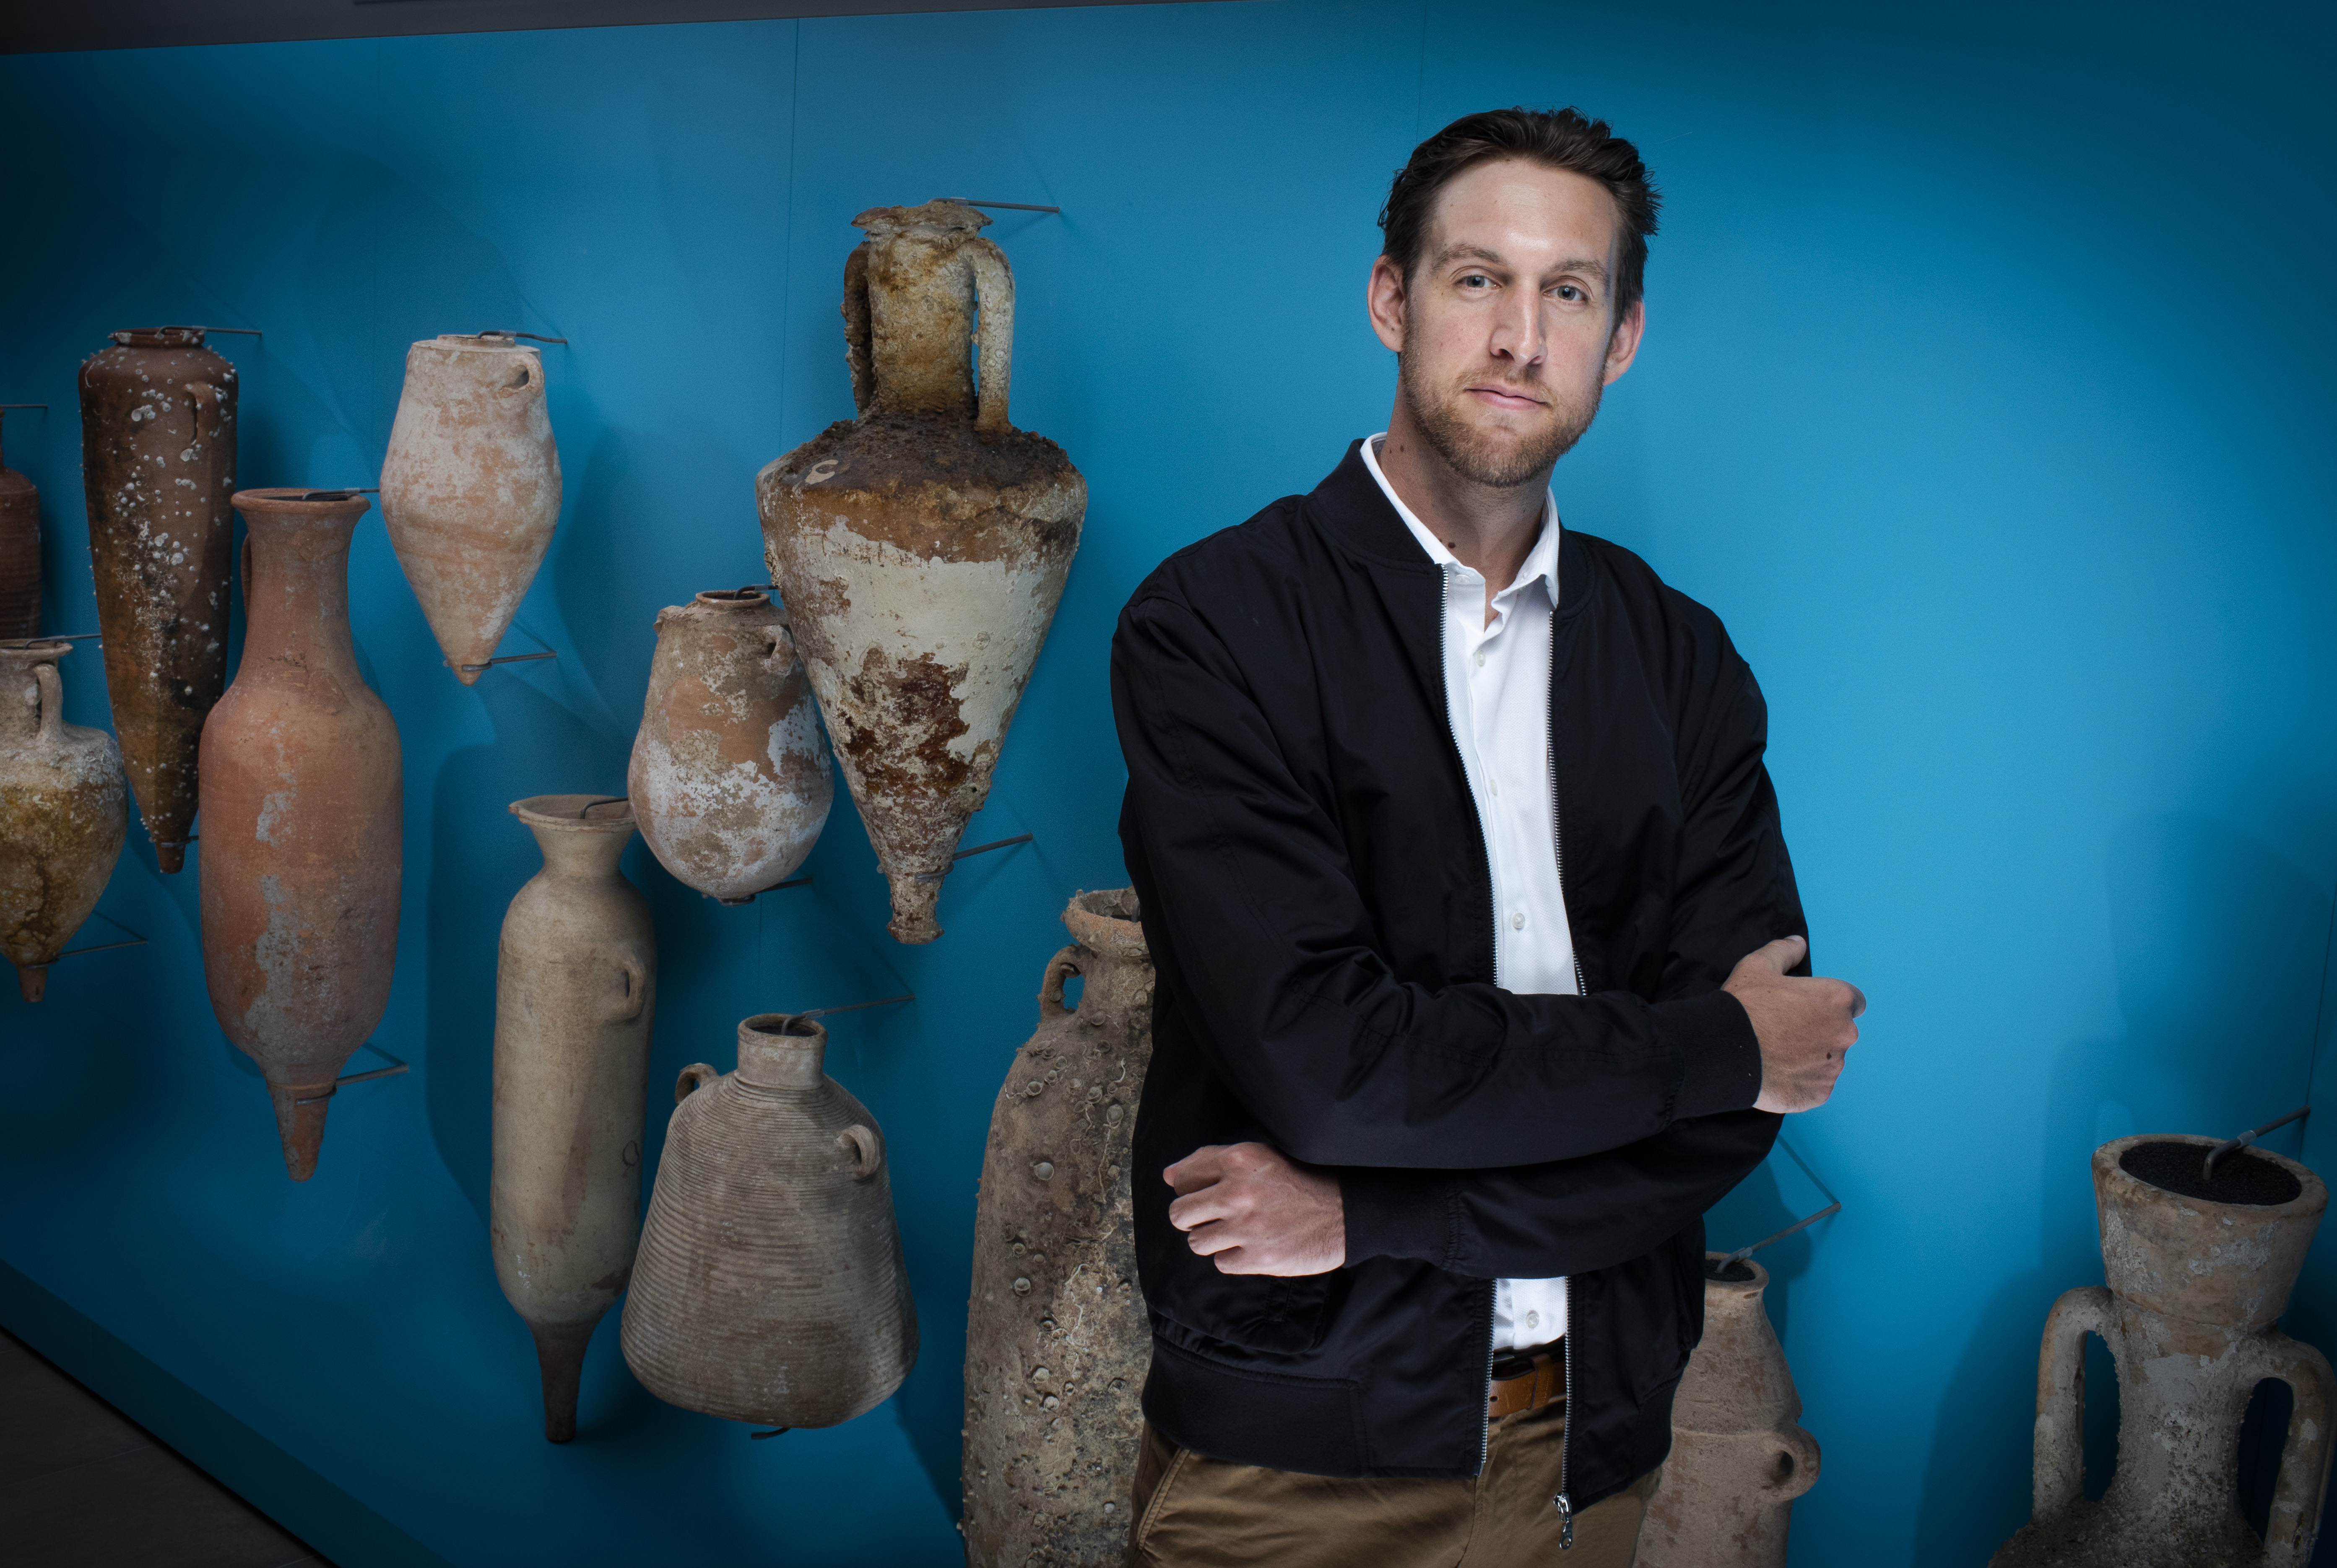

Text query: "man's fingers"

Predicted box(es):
[1164, 1144, 1230, 1193]
[1184, 1220, 1236, 1256]
[1843, 983, 1868, 1020]
[1168, 1188, 1238, 1233]
[1742, 934, 1807, 976]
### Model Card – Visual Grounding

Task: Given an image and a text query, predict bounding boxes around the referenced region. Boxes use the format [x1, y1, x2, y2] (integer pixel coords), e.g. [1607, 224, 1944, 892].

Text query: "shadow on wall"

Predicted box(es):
[1910, 813, 2331, 1566]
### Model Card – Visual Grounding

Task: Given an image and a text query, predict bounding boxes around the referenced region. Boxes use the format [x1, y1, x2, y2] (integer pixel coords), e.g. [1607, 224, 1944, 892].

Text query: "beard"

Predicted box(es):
[1397, 348, 1602, 489]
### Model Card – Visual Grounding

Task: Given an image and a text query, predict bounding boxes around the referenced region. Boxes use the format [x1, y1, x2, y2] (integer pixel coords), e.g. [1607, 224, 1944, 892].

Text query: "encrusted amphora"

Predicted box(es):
[380, 333, 562, 682]
[1992, 1135, 2336, 1567]
[79, 327, 239, 871]
[626, 589, 831, 904]
[0, 640, 126, 1002]
[198, 489, 400, 1182]
[0, 409, 41, 639]
[621, 1014, 916, 1429]
[491, 795, 656, 1443]
[759, 200, 1084, 944]
[1635, 1254, 1819, 1567]
[963, 889, 1155, 1568]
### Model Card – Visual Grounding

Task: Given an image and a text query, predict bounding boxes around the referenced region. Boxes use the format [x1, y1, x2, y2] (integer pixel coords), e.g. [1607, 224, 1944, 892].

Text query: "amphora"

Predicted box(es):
[1, 409, 40, 639]
[380, 333, 561, 682]
[964, 889, 1154, 1568]
[627, 589, 832, 903]
[0, 640, 126, 1001]
[621, 1014, 916, 1428]
[491, 794, 656, 1442]
[79, 327, 238, 871]
[1992, 1135, 2336, 1567]
[199, 489, 400, 1181]
[758, 200, 1084, 943]
[1635, 1255, 1819, 1567]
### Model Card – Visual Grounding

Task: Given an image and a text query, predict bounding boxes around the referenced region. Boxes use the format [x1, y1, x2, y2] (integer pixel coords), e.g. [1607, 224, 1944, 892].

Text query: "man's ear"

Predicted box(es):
[1367, 255, 1408, 354]
[1602, 298, 1646, 387]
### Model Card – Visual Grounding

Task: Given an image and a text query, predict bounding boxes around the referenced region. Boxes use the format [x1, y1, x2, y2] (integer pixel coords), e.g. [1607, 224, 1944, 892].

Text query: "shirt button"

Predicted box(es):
[1474, 649, 1486, 667]
[1525, 1311, 1541, 1330]
[1510, 912, 1527, 931]
[1489, 779, 1500, 796]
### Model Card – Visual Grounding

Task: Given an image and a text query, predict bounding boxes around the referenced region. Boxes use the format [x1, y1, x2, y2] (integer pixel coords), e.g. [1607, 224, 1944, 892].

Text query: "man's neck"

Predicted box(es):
[1374, 404, 1551, 598]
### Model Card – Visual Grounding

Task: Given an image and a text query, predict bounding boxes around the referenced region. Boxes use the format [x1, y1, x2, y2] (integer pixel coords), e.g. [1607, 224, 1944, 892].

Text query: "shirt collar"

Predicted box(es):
[1362, 433, 1560, 603]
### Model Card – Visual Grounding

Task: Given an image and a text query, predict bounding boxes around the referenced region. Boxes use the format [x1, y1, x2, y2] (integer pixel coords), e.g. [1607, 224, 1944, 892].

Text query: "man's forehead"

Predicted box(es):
[1424, 161, 1622, 265]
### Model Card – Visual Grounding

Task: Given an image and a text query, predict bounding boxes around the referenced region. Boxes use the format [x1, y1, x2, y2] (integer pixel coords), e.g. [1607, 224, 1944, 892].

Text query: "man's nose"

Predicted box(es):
[1488, 295, 1547, 367]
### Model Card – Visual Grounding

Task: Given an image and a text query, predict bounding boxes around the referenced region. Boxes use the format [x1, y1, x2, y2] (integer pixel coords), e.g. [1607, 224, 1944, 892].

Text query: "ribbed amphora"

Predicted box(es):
[1, 640, 126, 1001]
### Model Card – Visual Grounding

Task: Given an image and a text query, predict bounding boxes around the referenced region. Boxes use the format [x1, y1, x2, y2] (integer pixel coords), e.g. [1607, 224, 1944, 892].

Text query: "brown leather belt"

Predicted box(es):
[1487, 1341, 1565, 1420]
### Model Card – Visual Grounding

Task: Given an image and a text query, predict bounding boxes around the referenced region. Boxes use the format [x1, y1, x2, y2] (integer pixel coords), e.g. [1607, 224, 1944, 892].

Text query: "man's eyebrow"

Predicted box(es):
[1430, 243, 1611, 283]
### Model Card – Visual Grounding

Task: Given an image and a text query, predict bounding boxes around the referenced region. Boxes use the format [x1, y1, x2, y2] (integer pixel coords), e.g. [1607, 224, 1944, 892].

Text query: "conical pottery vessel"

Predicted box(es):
[491, 794, 656, 1443]
[0, 640, 126, 1002]
[80, 327, 239, 871]
[380, 332, 561, 683]
[199, 489, 400, 1182]
[1636, 1254, 1820, 1567]
[1992, 1135, 2336, 1567]
[626, 588, 831, 904]
[758, 199, 1083, 944]
[964, 889, 1154, 1568]
[0, 411, 40, 640]
[621, 1014, 917, 1428]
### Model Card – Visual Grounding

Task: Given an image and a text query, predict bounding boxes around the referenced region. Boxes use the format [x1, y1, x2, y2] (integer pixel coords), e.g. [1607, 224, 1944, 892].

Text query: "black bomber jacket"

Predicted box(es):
[1109, 440, 1802, 1513]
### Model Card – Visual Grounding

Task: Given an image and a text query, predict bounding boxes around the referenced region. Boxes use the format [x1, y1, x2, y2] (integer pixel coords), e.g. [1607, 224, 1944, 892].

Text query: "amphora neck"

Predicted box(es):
[511, 795, 636, 880]
[233, 491, 367, 675]
[736, 1014, 827, 1090]
[0, 643, 68, 745]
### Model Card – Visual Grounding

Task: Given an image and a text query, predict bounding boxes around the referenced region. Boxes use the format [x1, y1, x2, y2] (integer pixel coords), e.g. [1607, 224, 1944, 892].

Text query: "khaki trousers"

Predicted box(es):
[1124, 1402, 1657, 1568]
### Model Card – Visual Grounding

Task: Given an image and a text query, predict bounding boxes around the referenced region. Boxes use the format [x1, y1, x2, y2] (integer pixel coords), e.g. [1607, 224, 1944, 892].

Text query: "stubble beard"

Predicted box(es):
[1397, 343, 1602, 490]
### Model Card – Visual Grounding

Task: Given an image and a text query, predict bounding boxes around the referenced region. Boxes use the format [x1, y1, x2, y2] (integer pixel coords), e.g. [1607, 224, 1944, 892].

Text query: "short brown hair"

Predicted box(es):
[1379, 107, 1661, 322]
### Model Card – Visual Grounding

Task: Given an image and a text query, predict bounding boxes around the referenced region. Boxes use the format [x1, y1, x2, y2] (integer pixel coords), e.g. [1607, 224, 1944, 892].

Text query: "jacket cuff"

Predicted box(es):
[1338, 1167, 1449, 1266]
[1658, 989, 1764, 1119]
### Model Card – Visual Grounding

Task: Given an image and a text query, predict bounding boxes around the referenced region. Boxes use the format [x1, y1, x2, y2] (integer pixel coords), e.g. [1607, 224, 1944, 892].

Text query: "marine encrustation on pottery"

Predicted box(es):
[758, 200, 1084, 944]
[621, 1014, 916, 1428]
[380, 333, 562, 683]
[0, 640, 126, 1002]
[1992, 1135, 2337, 1568]
[1636, 1254, 1820, 1568]
[79, 326, 238, 871]
[627, 588, 831, 904]
[199, 489, 400, 1182]
[963, 889, 1154, 1568]
[0, 410, 41, 639]
[491, 794, 656, 1443]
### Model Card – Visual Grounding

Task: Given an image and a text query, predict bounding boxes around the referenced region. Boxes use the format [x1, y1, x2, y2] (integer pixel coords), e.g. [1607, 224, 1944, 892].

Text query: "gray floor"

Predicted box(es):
[0, 1329, 330, 1568]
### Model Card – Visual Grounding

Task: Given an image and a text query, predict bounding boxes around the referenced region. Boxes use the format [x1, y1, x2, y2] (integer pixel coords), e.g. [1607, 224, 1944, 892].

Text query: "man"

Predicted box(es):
[1108, 108, 1865, 1567]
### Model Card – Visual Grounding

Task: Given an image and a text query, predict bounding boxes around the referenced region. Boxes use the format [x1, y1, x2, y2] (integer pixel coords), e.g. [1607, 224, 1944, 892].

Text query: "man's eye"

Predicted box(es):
[1459, 274, 1492, 290]
[1555, 285, 1584, 302]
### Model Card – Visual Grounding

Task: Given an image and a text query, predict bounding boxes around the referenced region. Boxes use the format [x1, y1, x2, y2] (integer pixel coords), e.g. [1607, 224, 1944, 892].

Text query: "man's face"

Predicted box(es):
[1369, 159, 1644, 488]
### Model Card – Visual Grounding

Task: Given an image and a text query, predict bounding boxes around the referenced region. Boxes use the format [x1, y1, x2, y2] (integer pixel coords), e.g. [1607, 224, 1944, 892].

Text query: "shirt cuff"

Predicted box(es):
[1658, 988, 1765, 1119]
[1337, 1167, 1450, 1267]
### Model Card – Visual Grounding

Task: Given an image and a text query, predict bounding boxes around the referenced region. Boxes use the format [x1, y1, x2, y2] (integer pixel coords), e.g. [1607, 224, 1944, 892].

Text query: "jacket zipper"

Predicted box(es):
[1549, 614, 1579, 1547]
[1555, 1277, 1575, 1547]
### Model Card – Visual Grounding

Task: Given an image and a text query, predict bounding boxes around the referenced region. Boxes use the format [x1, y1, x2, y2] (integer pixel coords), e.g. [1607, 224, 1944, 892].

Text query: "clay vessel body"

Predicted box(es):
[199, 490, 400, 1182]
[759, 199, 1083, 943]
[621, 1014, 916, 1428]
[627, 589, 832, 904]
[0, 412, 39, 639]
[963, 889, 1154, 1568]
[380, 333, 561, 683]
[1992, 1135, 2337, 1567]
[0, 641, 126, 1001]
[491, 794, 656, 1442]
[1636, 1256, 1819, 1567]
[79, 328, 238, 871]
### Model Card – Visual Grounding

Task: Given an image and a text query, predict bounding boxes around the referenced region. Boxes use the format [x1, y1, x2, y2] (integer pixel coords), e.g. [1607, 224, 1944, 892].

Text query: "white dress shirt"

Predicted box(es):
[1363, 434, 1575, 1354]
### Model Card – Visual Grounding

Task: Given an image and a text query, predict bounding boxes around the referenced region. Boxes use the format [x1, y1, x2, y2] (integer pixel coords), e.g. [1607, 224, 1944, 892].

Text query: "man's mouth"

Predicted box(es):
[1465, 385, 1547, 412]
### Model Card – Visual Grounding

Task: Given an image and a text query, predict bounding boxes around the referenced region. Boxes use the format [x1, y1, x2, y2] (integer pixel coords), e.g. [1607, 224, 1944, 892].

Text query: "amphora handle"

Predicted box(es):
[837, 1123, 883, 1179]
[2030, 1285, 2113, 1521]
[32, 663, 63, 745]
[842, 244, 876, 415]
[1038, 946, 1082, 1022]
[606, 957, 649, 1025]
[964, 237, 1014, 433]
[1764, 1423, 1821, 1502]
[674, 1062, 720, 1103]
[2245, 1330, 2337, 1567]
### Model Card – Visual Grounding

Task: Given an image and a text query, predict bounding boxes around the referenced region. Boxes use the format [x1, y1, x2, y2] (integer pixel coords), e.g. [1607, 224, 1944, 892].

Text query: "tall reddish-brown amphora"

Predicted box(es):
[759, 200, 1083, 943]
[1, 640, 126, 1001]
[380, 333, 562, 682]
[80, 327, 238, 871]
[199, 489, 400, 1181]
[0, 410, 41, 640]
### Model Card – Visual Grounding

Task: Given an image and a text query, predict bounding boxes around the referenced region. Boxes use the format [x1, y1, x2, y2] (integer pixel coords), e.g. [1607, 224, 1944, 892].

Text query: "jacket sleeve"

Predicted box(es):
[1113, 587, 1762, 1173]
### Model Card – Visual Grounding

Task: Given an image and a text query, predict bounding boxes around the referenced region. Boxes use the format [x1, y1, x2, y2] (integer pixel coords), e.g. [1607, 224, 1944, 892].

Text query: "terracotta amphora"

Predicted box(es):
[1635, 1254, 1820, 1567]
[626, 588, 831, 904]
[79, 327, 239, 871]
[621, 1013, 916, 1428]
[380, 333, 561, 683]
[491, 794, 656, 1443]
[1993, 1135, 2337, 1568]
[964, 889, 1154, 1568]
[1, 640, 126, 1002]
[758, 200, 1084, 944]
[0, 411, 39, 639]
[199, 489, 400, 1182]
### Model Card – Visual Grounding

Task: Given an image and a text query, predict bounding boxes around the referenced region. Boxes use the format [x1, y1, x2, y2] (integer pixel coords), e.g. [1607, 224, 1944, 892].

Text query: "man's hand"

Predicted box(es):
[1165, 1142, 1346, 1276]
[1726, 935, 1865, 1114]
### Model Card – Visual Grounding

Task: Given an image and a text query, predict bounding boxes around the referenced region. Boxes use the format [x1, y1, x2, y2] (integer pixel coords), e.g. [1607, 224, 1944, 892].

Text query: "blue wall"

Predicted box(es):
[2, 2, 2333, 1564]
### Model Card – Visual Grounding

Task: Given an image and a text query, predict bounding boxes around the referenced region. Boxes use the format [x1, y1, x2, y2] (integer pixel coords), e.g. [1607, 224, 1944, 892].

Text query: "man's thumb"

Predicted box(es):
[1755, 934, 1808, 974]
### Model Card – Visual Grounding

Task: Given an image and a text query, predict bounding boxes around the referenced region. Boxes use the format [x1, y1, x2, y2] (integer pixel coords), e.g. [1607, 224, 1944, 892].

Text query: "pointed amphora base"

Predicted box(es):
[529, 1319, 600, 1443]
[15, 964, 46, 1003]
[156, 842, 186, 874]
[267, 1081, 336, 1182]
[883, 863, 946, 944]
